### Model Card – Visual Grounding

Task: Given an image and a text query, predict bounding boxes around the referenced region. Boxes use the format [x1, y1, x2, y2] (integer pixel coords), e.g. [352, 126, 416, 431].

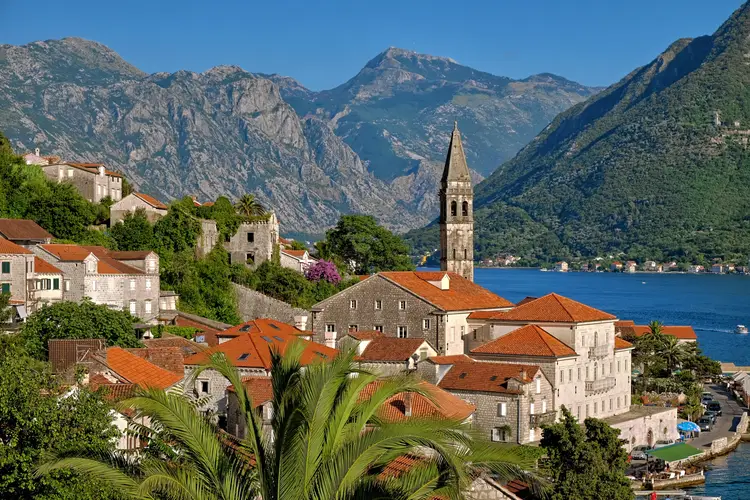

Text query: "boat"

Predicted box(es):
[735, 325, 748, 334]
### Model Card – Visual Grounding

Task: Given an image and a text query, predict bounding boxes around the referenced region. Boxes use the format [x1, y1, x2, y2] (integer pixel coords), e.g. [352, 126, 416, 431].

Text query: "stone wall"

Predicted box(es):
[233, 283, 308, 324]
[196, 220, 219, 258]
[225, 217, 278, 268]
[184, 366, 266, 415]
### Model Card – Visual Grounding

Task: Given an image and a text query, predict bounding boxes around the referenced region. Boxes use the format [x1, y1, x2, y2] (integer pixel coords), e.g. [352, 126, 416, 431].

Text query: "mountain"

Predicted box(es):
[409, 2, 750, 264]
[0, 39, 596, 235]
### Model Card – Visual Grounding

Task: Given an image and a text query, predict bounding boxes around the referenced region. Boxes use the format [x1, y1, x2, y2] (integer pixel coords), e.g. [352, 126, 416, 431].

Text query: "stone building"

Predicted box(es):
[440, 122, 474, 282]
[0, 237, 36, 323]
[110, 192, 168, 225]
[311, 271, 514, 355]
[438, 361, 554, 444]
[33, 245, 161, 322]
[279, 248, 316, 273]
[32, 256, 64, 306]
[344, 332, 437, 376]
[0, 219, 52, 247]
[40, 162, 124, 203]
[195, 214, 280, 268]
[467, 293, 633, 422]
[226, 377, 275, 439]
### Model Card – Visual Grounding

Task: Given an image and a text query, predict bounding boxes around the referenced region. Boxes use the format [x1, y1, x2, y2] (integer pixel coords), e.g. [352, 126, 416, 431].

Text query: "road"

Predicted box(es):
[689, 383, 744, 449]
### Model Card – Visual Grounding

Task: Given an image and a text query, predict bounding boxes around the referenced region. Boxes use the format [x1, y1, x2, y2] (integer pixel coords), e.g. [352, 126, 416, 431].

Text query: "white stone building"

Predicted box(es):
[110, 192, 168, 225]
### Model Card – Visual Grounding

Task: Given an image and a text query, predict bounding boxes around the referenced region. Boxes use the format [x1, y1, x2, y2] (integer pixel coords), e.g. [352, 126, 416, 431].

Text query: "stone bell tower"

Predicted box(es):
[439, 121, 474, 282]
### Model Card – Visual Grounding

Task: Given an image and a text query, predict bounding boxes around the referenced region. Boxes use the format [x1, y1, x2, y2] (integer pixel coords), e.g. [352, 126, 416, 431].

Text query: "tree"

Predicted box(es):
[110, 208, 155, 251]
[648, 320, 663, 335]
[40, 346, 542, 499]
[541, 407, 633, 500]
[321, 215, 414, 275]
[0, 292, 12, 325]
[305, 259, 341, 285]
[0, 345, 119, 499]
[655, 334, 687, 373]
[289, 240, 307, 251]
[27, 183, 96, 241]
[153, 197, 201, 254]
[20, 300, 141, 360]
[235, 193, 266, 218]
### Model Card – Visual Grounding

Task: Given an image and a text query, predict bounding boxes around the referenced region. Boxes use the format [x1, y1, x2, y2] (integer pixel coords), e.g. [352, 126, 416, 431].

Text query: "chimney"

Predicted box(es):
[98, 166, 105, 176]
[519, 369, 527, 381]
[440, 273, 450, 290]
[404, 392, 412, 417]
[35, 147, 40, 156]
[294, 315, 308, 331]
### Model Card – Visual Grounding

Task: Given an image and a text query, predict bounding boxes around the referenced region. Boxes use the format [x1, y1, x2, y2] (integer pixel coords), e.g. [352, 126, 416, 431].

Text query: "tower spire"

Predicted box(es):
[441, 121, 472, 185]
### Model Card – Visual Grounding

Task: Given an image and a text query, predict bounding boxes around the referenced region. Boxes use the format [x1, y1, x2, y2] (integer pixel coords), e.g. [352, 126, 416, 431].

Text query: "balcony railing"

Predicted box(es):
[585, 377, 616, 395]
[530, 411, 557, 427]
[588, 344, 611, 359]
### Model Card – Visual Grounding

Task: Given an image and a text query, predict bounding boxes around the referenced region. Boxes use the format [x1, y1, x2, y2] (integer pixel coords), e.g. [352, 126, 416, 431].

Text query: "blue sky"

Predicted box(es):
[1, 0, 744, 90]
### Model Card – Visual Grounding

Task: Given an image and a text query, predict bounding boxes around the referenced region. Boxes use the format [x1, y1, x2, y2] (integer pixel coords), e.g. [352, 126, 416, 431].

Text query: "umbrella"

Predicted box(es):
[677, 421, 701, 433]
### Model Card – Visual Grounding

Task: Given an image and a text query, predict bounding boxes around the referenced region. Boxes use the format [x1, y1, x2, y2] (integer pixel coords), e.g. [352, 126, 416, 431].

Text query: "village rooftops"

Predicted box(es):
[227, 377, 273, 408]
[34, 256, 62, 274]
[376, 271, 514, 312]
[355, 337, 430, 363]
[0, 218, 53, 242]
[102, 347, 183, 390]
[280, 249, 308, 258]
[424, 354, 475, 365]
[360, 380, 476, 422]
[345, 330, 384, 341]
[39, 244, 144, 275]
[0, 237, 33, 255]
[438, 362, 542, 394]
[631, 325, 697, 341]
[471, 324, 578, 358]
[132, 192, 168, 210]
[215, 318, 311, 342]
[614, 336, 634, 350]
[108, 250, 157, 260]
[468, 292, 616, 323]
[143, 336, 205, 358]
[48, 162, 123, 177]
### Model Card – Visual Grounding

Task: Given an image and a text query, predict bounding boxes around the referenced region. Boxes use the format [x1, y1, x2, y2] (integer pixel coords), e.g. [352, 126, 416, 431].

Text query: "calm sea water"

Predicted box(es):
[686, 442, 750, 500]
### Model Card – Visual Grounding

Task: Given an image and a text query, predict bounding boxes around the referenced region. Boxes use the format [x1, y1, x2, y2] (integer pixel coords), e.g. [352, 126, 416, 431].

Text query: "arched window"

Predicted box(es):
[450, 201, 457, 217]
[462, 201, 469, 216]
[594, 331, 599, 347]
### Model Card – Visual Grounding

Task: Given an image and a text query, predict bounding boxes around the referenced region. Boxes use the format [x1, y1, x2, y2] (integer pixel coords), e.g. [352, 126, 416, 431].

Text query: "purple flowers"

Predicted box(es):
[305, 259, 341, 284]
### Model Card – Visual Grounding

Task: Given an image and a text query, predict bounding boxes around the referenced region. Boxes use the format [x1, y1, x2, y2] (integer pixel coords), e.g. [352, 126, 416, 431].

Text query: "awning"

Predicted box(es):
[646, 443, 703, 462]
[677, 421, 701, 433]
[16, 305, 27, 320]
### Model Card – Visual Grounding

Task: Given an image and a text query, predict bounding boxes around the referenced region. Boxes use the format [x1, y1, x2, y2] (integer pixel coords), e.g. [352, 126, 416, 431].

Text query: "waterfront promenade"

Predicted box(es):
[691, 384, 745, 449]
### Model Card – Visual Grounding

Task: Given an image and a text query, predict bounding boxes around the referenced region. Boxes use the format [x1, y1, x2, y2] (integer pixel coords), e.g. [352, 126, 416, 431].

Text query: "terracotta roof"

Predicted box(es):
[630, 325, 697, 340]
[109, 250, 155, 260]
[215, 319, 310, 340]
[467, 310, 502, 320]
[378, 272, 514, 312]
[61, 163, 123, 178]
[439, 362, 541, 394]
[227, 376, 273, 408]
[614, 337, 634, 350]
[280, 249, 308, 258]
[0, 237, 32, 255]
[143, 337, 204, 358]
[360, 381, 475, 422]
[34, 256, 62, 274]
[105, 347, 182, 389]
[489, 293, 616, 323]
[124, 347, 184, 375]
[471, 324, 578, 358]
[93, 383, 137, 402]
[425, 354, 475, 365]
[40, 244, 93, 261]
[133, 192, 168, 210]
[0, 219, 52, 241]
[516, 296, 538, 306]
[380, 454, 422, 479]
[346, 330, 384, 341]
[175, 317, 222, 346]
[40, 245, 144, 275]
[184, 329, 337, 369]
[356, 337, 427, 362]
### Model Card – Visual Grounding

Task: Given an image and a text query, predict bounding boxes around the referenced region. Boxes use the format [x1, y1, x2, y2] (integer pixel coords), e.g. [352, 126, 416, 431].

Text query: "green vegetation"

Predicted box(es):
[39, 346, 542, 499]
[541, 407, 633, 500]
[20, 300, 141, 360]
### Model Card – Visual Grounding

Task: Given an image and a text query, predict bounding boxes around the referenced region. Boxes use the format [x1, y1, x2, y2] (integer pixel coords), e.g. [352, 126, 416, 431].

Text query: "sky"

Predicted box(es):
[1, 0, 745, 90]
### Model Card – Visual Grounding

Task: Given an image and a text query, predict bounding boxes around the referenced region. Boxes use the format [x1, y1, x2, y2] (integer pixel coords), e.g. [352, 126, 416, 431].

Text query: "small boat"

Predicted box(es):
[736, 325, 748, 334]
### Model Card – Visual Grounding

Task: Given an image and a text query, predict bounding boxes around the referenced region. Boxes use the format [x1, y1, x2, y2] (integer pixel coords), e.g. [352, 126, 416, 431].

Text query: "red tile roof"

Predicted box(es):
[0, 237, 32, 255]
[133, 192, 168, 210]
[184, 330, 337, 370]
[379, 272, 514, 312]
[467, 310, 501, 320]
[0, 219, 52, 241]
[109, 250, 155, 260]
[615, 337, 634, 350]
[471, 324, 578, 358]
[346, 330, 384, 341]
[227, 376, 273, 408]
[40, 245, 144, 275]
[124, 347, 185, 375]
[516, 296, 538, 306]
[425, 354, 475, 365]
[105, 347, 182, 389]
[34, 256, 62, 274]
[280, 249, 308, 258]
[488, 293, 616, 323]
[356, 337, 427, 362]
[63, 163, 123, 177]
[360, 381, 475, 422]
[216, 319, 310, 340]
[438, 362, 541, 394]
[630, 325, 697, 340]
[143, 337, 204, 358]
[93, 383, 137, 402]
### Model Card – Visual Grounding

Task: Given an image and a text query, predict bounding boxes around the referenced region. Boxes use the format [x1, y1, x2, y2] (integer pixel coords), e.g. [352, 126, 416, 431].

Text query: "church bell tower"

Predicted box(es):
[439, 121, 474, 282]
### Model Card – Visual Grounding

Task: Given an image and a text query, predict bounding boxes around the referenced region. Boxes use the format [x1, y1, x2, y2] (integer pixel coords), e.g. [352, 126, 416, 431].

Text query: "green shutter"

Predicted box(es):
[53, 278, 60, 290]
[1, 283, 9, 294]
[1, 262, 9, 274]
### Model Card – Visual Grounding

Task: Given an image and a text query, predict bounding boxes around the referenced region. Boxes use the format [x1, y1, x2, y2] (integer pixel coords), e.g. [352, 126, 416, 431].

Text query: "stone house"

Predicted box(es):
[625, 261, 637, 273]
[0, 219, 53, 247]
[466, 293, 632, 422]
[33, 245, 161, 322]
[32, 256, 64, 306]
[0, 237, 36, 324]
[279, 248, 316, 273]
[311, 271, 514, 355]
[226, 377, 274, 439]
[195, 214, 280, 268]
[110, 192, 168, 225]
[554, 261, 568, 272]
[416, 354, 476, 385]
[438, 361, 554, 444]
[40, 162, 124, 203]
[343, 333, 437, 376]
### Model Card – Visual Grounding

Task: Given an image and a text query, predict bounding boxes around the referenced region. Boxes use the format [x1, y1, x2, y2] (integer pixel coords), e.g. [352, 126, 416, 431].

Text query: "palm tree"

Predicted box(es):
[648, 320, 663, 336]
[235, 194, 266, 218]
[656, 334, 687, 373]
[38, 344, 542, 499]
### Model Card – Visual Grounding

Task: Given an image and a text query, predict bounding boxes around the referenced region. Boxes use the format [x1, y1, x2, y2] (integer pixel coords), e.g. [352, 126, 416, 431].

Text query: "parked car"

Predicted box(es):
[704, 410, 719, 423]
[707, 401, 722, 416]
[653, 439, 675, 449]
[698, 417, 713, 432]
[701, 395, 713, 404]
[630, 445, 650, 460]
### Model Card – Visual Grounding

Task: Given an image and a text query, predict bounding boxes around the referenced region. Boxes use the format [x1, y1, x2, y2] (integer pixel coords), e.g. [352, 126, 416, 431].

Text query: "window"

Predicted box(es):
[618, 360, 621, 373]
[464, 249, 467, 259]
[86, 260, 96, 273]
[450, 201, 457, 217]
[578, 367, 581, 380]
[348, 325, 358, 332]
[247, 232, 254, 243]
[498, 402, 507, 416]
[462, 201, 469, 216]
[472, 329, 478, 340]
[586, 404, 589, 417]
[610, 361, 613, 374]
[529, 428, 536, 441]
[325, 324, 336, 333]
[1, 262, 9, 274]
[530, 403, 535, 415]
[542, 400, 547, 413]
[594, 402, 598, 414]
[374, 300, 382, 310]
[145, 279, 152, 290]
[617, 397, 621, 409]
[625, 359, 629, 370]
[568, 368, 572, 382]
[422, 319, 430, 330]
[129, 300, 136, 315]
[200, 381, 209, 393]
[535, 377, 541, 394]
[0, 283, 9, 294]
[349, 300, 357, 310]
[374, 325, 383, 333]
[609, 398, 613, 411]
[560, 370, 564, 383]
[460, 325, 465, 338]
[577, 406, 581, 420]
[91, 280, 97, 291]
[246, 253, 255, 264]
[67, 168, 74, 178]
[399, 300, 406, 310]
[586, 366, 589, 379]
[397, 326, 407, 338]
[144, 300, 152, 314]
[147, 259, 156, 272]
[453, 249, 456, 259]
[129, 278, 136, 291]
[419, 348, 428, 361]
[64, 280, 71, 292]
[491, 428, 502, 442]
[53, 278, 59, 290]
[575, 386, 577, 394]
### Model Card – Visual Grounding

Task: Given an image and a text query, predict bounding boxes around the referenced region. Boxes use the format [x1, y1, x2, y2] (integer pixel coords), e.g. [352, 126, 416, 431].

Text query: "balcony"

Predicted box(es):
[529, 411, 557, 427]
[588, 344, 611, 359]
[585, 377, 616, 395]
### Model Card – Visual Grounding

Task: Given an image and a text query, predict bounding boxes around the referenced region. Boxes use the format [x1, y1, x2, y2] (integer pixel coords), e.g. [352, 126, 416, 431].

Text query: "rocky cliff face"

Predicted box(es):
[0, 39, 596, 235]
